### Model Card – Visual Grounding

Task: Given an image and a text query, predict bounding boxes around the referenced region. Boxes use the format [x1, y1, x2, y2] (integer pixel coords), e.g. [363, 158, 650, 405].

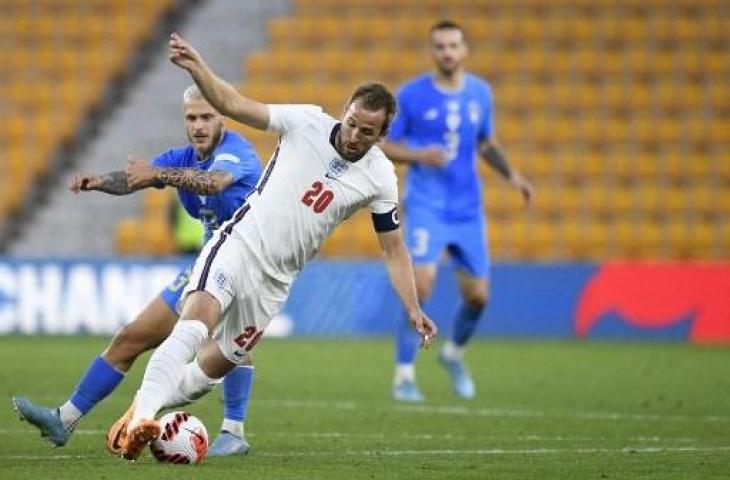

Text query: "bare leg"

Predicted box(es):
[103, 296, 178, 372]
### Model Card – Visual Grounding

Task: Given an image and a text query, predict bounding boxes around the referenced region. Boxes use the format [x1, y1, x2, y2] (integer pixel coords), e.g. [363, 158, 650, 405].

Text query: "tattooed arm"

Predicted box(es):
[70, 160, 235, 196]
[69, 171, 141, 195]
[125, 159, 233, 195]
[153, 168, 233, 195]
[479, 139, 534, 206]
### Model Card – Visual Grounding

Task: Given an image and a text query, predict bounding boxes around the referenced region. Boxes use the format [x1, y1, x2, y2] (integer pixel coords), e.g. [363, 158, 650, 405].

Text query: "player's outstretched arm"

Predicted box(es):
[377, 228, 437, 347]
[479, 138, 535, 206]
[126, 158, 233, 195]
[69, 171, 141, 196]
[168, 32, 269, 130]
[379, 140, 447, 167]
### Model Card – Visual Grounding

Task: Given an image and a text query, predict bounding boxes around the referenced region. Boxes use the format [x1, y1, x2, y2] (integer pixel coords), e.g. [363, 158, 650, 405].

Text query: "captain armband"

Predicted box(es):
[371, 207, 400, 232]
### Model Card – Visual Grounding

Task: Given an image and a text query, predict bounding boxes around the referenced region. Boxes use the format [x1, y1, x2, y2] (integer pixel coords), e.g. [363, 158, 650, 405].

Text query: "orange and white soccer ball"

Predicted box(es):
[150, 411, 208, 464]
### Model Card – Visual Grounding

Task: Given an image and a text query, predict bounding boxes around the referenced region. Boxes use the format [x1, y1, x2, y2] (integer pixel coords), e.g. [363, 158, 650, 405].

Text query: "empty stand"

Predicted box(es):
[232, 0, 727, 260]
[0, 0, 173, 228]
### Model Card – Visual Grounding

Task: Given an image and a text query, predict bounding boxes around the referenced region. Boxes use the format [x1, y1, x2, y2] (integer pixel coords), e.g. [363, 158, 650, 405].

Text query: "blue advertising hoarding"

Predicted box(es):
[0, 258, 727, 341]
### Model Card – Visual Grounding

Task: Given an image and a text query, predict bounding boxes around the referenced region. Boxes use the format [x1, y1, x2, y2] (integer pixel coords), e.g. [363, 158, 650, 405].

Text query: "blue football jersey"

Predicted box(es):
[152, 130, 262, 241]
[389, 73, 494, 220]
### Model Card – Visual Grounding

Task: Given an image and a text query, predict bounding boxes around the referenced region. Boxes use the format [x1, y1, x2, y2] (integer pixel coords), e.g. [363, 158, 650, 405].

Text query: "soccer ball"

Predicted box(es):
[150, 411, 208, 464]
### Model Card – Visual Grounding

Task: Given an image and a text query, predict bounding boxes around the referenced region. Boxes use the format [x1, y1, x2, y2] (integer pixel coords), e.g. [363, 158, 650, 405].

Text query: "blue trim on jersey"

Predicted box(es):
[152, 130, 262, 241]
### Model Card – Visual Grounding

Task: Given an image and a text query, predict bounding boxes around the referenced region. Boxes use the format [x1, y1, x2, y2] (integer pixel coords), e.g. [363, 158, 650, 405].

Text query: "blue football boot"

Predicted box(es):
[12, 396, 71, 447]
[438, 351, 476, 399]
[208, 431, 251, 456]
[392, 380, 425, 403]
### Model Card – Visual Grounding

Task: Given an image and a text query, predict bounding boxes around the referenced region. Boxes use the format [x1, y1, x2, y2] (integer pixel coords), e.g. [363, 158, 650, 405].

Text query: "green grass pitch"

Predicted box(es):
[0, 336, 729, 479]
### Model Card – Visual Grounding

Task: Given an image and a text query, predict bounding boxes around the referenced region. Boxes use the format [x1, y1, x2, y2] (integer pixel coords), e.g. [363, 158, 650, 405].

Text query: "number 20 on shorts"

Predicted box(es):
[301, 181, 334, 213]
[234, 326, 263, 352]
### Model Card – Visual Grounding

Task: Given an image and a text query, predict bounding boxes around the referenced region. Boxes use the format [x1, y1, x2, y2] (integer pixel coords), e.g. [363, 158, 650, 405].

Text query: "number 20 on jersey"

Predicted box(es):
[301, 181, 334, 213]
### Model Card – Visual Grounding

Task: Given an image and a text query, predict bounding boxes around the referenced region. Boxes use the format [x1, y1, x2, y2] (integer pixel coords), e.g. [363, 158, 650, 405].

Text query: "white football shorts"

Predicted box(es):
[182, 213, 291, 364]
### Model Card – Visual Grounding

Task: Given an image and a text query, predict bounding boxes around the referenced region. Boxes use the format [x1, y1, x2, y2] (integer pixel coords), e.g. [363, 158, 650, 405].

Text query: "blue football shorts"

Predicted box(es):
[159, 263, 194, 314]
[405, 205, 490, 278]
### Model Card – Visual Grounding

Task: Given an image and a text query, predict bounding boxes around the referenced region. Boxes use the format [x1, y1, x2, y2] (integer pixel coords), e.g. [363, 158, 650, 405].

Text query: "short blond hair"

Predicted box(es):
[182, 84, 205, 103]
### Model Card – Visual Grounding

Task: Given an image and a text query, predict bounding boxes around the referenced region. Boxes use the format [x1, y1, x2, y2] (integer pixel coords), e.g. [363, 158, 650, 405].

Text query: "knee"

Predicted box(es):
[106, 321, 155, 361]
[463, 290, 488, 312]
[238, 352, 253, 367]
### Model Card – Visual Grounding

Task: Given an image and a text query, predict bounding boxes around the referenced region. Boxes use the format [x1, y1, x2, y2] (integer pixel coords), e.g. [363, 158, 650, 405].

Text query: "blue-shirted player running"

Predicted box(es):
[382, 21, 534, 402]
[12, 85, 263, 455]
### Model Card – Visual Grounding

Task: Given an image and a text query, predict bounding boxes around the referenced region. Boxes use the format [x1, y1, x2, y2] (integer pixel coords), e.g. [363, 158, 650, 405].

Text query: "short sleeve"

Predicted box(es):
[478, 85, 495, 142]
[267, 104, 324, 134]
[369, 158, 399, 215]
[209, 146, 259, 182]
[151, 149, 177, 168]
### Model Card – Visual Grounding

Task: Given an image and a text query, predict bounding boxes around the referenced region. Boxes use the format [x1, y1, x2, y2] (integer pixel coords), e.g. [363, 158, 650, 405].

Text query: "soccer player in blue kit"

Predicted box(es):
[381, 21, 534, 402]
[12, 85, 263, 456]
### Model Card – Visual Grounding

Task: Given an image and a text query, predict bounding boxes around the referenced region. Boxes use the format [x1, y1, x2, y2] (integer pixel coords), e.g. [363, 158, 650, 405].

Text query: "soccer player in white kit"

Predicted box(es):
[117, 33, 438, 460]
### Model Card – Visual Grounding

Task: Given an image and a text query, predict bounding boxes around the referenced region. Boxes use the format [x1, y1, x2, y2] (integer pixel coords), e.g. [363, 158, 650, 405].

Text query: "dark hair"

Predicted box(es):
[429, 20, 468, 44]
[346, 82, 397, 135]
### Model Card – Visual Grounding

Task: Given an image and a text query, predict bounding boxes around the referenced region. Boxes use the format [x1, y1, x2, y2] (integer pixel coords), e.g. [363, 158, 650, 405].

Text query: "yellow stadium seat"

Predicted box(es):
[1, 2, 173, 229]
[115, 218, 141, 255]
[143, 189, 172, 219]
[140, 217, 175, 256]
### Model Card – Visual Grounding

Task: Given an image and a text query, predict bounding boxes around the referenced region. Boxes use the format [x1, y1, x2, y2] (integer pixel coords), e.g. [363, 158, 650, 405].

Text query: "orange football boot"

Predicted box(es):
[120, 418, 161, 461]
[106, 401, 135, 455]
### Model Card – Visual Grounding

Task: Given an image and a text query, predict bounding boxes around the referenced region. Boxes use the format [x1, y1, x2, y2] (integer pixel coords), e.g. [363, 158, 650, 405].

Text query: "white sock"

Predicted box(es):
[163, 359, 222, 409]
[221, 418, 244, 438]
[133, 320, 209, 423]
[394, 363, 416, 385]
[441, 340, 465, 361]
[58, 401, 82, 432]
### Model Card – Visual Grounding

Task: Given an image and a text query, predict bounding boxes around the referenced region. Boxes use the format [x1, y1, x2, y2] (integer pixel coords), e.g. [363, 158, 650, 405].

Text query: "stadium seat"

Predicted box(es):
[139, 217, 175, 256]
[115, 218, 141, 255]
[142, 190, 173, 219]
[2, 0, 176, 243]
[227, 0, 730, 260]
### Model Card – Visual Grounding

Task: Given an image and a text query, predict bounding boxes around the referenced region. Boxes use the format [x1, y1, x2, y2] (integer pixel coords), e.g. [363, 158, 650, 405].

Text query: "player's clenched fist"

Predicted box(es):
[411, 311, 438, 348]
[69, 173, 102, 193]
[169, 32, 203, 72]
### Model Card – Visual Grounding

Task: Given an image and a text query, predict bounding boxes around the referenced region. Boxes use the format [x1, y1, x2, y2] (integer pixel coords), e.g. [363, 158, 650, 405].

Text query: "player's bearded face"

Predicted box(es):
[338, 100, 386, 161]
[184, 100, 224, 157]
[430, 29, 468, 76]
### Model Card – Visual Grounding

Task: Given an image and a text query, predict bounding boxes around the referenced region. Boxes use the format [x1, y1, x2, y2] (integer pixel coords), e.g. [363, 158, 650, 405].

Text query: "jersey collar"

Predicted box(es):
[430, 73, 466, 95]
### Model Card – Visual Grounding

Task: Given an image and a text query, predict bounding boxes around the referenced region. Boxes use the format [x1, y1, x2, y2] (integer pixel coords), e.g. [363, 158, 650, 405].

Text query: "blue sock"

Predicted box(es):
[395, 311, 421, 364]
[222, 365, 254, 423]
[69, 356, 125, 414]
[451, 303, 484, 346]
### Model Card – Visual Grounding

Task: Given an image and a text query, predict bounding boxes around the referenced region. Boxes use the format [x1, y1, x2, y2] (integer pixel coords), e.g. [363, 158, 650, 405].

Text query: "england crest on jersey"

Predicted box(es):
[325, 157, 349, 183]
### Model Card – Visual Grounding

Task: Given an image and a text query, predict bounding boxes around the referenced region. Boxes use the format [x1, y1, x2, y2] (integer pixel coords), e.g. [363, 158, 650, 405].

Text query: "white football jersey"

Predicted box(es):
[227, 104, 399, 282]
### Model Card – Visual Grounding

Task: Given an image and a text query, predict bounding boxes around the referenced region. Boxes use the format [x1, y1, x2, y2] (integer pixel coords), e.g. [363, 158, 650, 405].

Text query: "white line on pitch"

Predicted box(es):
[261, 399, 730, 423]
[0, 429, 105, 435]
[0, 455, 92, 460]
[266, 432, 697, 443]
[0, 428, 698, 444]
[255, 445, 730, 457]
[2, 445, 729, 461]
[395, 404, 730, 423]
